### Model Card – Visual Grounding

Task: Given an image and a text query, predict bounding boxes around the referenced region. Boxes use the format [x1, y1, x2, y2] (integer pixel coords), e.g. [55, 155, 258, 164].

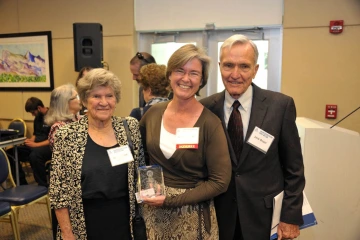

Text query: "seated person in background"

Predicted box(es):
[7, 97, 52, 186]
[76, 66, 93, 115]
[45, 84, 81, 149]
[130, 63, 169, 121]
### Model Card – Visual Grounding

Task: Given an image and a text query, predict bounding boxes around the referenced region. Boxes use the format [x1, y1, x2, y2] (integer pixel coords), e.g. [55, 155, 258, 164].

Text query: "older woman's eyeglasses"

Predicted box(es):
[136, 52, 150, 63]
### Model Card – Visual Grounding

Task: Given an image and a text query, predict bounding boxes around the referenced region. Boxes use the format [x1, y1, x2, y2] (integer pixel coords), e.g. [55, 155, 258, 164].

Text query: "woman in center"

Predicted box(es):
[140, 44, 231, 239]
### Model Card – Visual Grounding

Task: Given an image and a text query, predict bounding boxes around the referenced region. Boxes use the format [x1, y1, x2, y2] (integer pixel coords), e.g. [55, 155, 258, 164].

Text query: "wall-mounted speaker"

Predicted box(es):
[73, 23, 103, 71]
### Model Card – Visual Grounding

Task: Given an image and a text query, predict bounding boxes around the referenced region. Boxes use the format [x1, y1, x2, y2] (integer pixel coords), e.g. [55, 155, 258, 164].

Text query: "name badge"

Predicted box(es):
[107, 145, 134, 167]
[246, 126, 275, 154]
[175, 127, 199, 149]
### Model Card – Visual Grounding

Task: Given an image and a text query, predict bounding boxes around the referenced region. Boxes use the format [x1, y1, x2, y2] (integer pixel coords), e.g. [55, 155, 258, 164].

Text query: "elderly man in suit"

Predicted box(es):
[200, 34, 305, 240]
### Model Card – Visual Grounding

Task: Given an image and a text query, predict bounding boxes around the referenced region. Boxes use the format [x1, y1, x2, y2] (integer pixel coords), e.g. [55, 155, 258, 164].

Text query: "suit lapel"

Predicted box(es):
[210, 92, 226, 123]
[237, 84, 268, 168]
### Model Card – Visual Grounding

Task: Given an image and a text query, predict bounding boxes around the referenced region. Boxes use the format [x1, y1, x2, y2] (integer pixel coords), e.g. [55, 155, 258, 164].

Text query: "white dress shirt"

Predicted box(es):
[224, 85, 253, 140]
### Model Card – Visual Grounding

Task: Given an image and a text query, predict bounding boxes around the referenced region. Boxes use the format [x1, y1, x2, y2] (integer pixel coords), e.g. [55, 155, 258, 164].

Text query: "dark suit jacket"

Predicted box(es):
[129, 105, 152, 122]
[200, 84, 305, 240]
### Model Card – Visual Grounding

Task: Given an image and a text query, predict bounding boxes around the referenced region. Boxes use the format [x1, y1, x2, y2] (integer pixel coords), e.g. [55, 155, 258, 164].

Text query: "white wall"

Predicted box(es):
[135, 0, 283, 32]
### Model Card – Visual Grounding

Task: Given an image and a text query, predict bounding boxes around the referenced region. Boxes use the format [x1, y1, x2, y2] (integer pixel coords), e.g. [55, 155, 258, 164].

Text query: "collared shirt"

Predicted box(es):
[224, 85, 253, 140]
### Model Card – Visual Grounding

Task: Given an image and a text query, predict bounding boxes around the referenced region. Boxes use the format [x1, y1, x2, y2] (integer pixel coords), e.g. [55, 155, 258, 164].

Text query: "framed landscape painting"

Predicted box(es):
[0, 31, 54, 91]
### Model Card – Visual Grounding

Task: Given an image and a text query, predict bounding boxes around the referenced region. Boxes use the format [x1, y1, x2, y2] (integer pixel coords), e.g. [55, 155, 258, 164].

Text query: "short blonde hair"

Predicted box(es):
[77, 68, 121, 104]
[166, 44, 210, 96]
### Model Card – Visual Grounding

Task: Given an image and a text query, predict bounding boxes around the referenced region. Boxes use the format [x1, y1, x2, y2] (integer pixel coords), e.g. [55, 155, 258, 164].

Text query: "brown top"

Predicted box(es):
[140, 101, 231, 207]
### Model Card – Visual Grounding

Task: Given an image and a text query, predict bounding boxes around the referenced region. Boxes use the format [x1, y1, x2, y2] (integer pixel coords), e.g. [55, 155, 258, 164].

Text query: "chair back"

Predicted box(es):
[0, 148, 16, 187]
[8, 118, 27, 137]
[0, 201, 11, 217]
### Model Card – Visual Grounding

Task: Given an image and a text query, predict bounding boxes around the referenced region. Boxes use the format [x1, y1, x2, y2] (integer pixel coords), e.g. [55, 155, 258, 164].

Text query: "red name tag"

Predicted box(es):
[176, 144, 198, 149]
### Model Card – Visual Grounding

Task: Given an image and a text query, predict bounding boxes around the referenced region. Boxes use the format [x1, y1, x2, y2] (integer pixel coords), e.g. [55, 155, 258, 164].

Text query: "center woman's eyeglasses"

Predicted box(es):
[136, 52, 150, 64]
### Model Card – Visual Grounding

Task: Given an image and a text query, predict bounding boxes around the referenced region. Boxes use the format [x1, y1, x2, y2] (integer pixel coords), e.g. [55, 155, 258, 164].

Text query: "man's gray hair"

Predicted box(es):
[220, 34, 259, 64]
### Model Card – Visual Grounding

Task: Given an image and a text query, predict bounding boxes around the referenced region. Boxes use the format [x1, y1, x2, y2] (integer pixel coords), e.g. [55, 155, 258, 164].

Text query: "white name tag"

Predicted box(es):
[175, 127, 199, 149]
[107, 145, 134, 167]
[247, 126, 275, 154]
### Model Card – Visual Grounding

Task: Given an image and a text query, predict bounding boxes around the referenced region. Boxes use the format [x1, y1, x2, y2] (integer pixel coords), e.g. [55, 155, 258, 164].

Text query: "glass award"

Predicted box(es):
[137, 165, 165, 201]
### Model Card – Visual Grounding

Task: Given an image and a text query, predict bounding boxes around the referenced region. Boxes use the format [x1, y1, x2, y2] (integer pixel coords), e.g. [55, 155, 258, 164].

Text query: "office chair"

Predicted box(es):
[8, 118, 27, 138]
[0, 148, 51, 239]
[0, 201, 19, 240]
[45, 160, 51, 185]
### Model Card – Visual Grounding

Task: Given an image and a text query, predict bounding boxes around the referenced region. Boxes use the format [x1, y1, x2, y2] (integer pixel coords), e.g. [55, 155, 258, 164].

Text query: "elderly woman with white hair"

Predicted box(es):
[49, 69, 145, 240]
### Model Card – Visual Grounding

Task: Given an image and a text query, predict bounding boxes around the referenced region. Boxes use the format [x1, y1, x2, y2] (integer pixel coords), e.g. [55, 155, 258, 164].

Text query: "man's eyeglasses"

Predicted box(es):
[136, 52, 150, 64]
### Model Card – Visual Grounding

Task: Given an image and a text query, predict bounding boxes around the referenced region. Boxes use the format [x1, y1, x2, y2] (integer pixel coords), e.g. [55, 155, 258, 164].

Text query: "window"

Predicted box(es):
[151, 42, 196, 65]
[138, 28, 282, 99]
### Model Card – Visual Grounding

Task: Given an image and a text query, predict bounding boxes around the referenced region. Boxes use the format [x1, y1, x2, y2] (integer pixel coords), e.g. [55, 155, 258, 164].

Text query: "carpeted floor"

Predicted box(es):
[0, 168, 53, 240]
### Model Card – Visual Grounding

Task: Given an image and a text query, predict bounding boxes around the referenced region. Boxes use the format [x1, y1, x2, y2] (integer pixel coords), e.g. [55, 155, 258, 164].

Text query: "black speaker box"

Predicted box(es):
[73, 23, 103, 71]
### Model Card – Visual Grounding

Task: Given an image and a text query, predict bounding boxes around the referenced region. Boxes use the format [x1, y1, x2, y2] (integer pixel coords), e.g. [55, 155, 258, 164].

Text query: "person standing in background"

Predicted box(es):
[129, 52, 156, 107]
[129, 63, 169, 121]
[75, 66, 93, 115]
[76, 66, 93, 85]
[200, 34, 305, 240]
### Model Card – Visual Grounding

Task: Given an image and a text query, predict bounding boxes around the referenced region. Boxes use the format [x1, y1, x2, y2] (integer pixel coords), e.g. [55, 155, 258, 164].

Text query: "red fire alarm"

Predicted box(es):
[330, 20, 344, 34]
[325, 105, 337, 119]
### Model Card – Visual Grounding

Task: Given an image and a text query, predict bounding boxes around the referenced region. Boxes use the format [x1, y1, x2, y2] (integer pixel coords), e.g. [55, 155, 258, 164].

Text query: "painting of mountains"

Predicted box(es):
[0, 48, 46, 82]
[0, 31, 53, 91]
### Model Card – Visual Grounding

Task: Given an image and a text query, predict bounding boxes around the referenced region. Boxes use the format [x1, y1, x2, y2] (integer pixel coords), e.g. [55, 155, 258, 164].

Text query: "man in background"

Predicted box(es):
[129, 52, 156, 107]
[200, 34, 305, 240]
[8, 97, 52, 187]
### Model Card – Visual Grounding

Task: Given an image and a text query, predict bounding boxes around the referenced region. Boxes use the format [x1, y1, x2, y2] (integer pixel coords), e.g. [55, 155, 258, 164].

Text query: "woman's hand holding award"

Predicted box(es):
[137, 165, 166, 206]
